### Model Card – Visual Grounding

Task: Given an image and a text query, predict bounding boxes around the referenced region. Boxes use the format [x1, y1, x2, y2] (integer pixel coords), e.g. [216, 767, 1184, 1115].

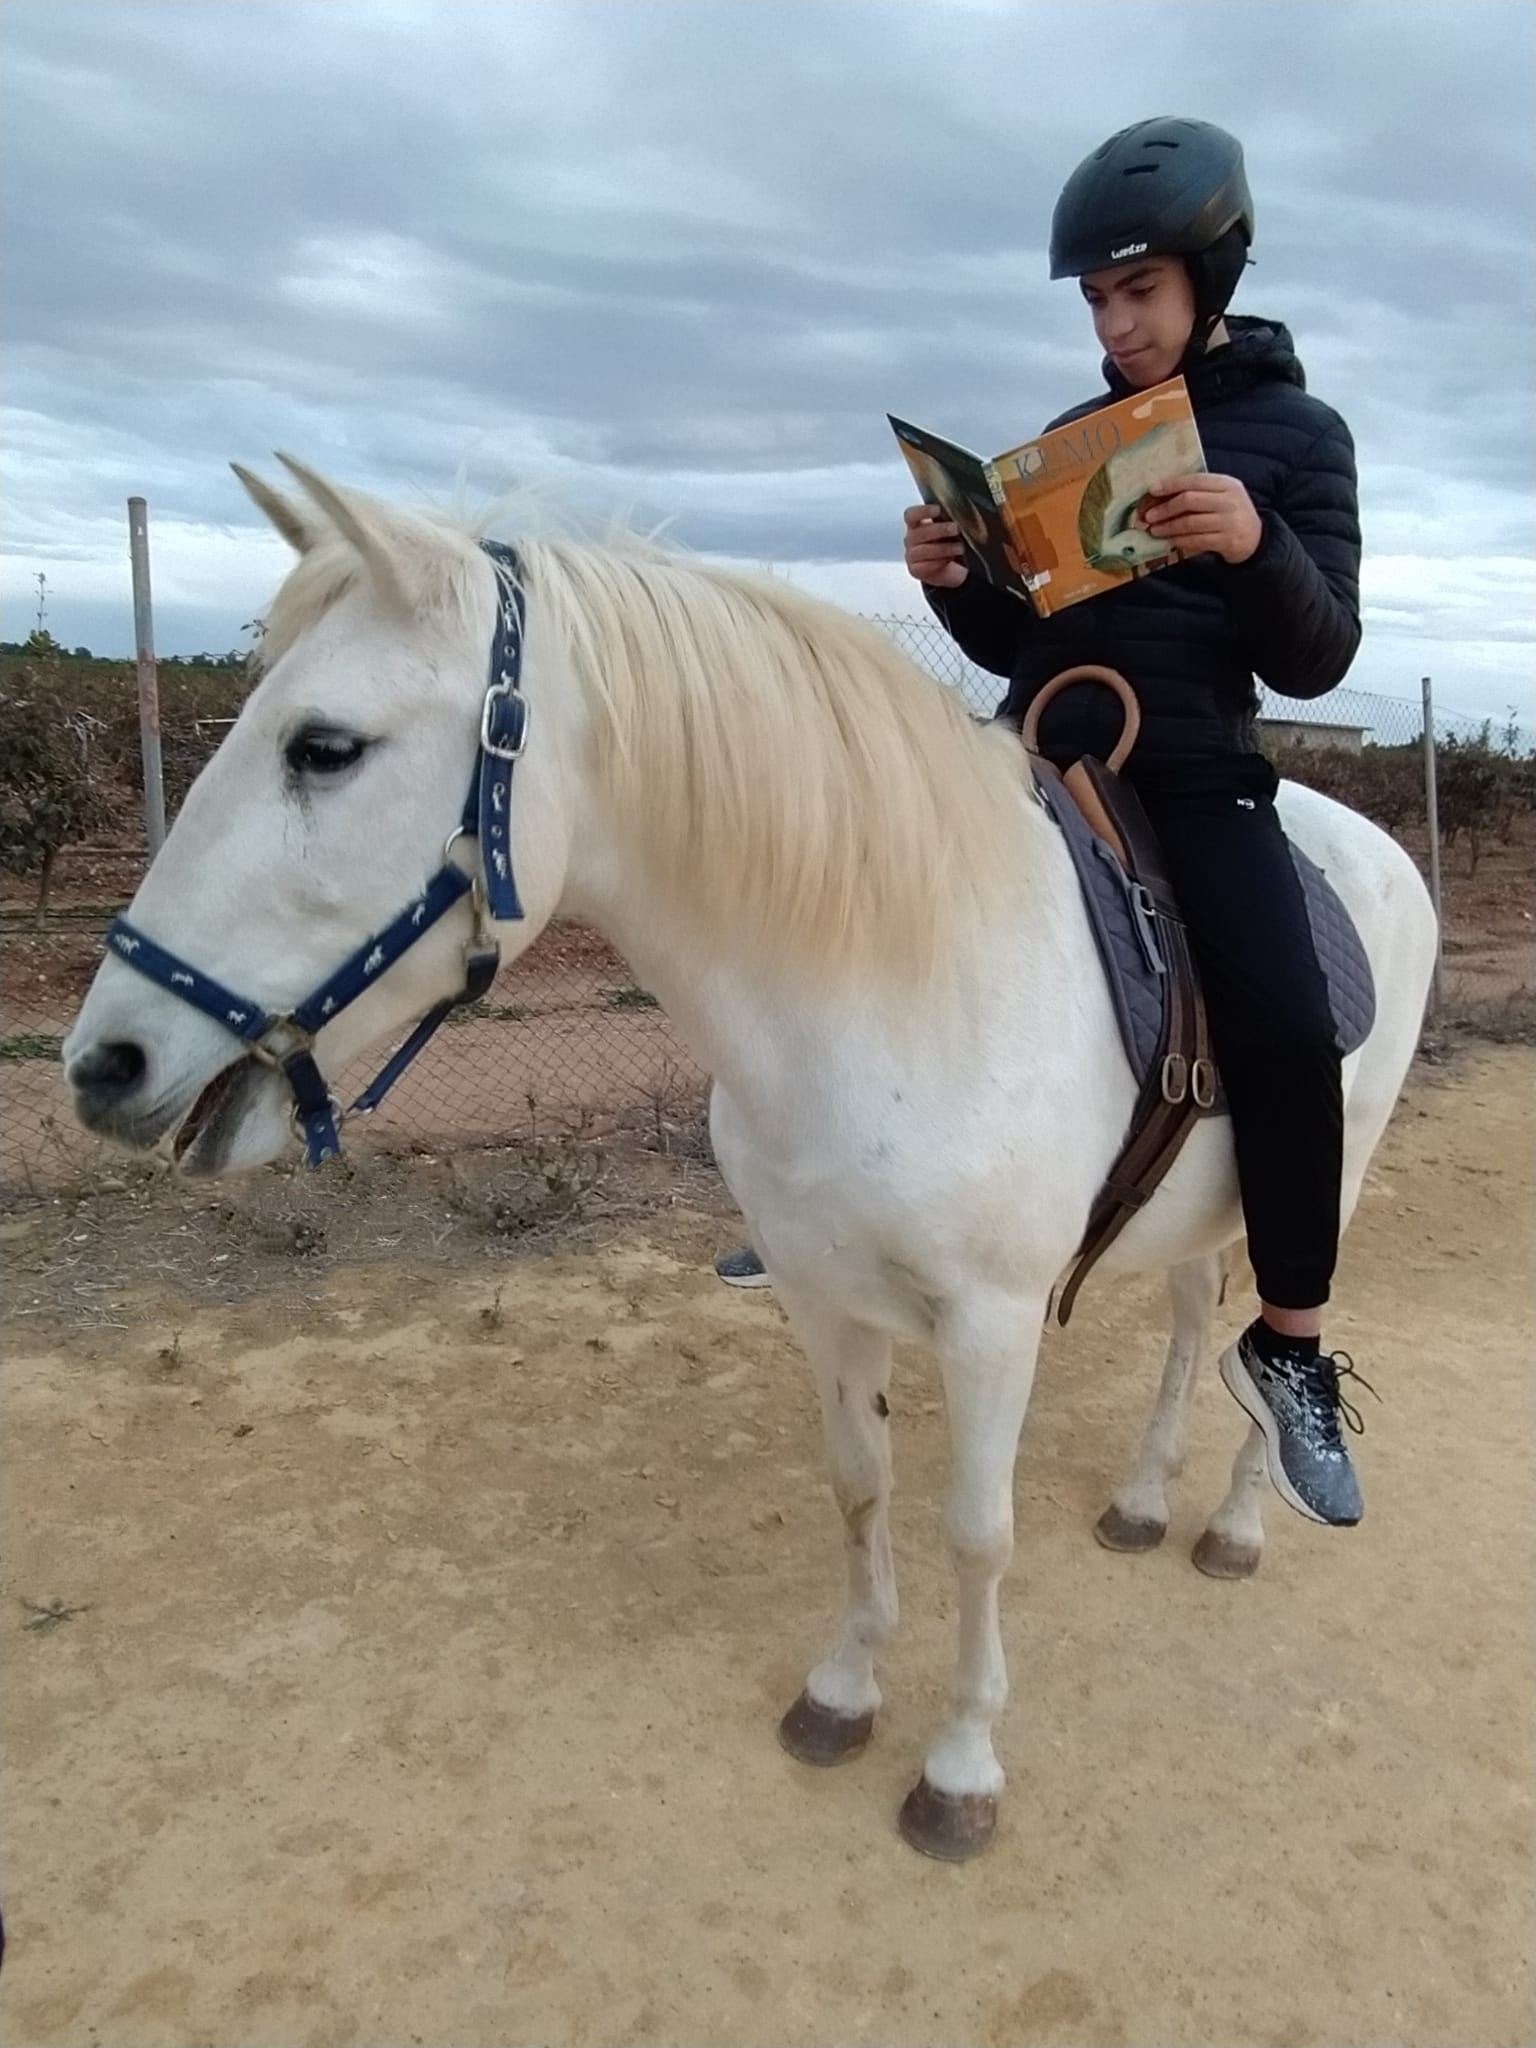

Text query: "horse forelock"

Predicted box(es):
[255, 508, 486, 675]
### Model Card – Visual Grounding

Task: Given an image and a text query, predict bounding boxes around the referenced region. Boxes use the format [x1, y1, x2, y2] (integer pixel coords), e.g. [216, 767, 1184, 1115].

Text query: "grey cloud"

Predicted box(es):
[3, 0, 1533, 688]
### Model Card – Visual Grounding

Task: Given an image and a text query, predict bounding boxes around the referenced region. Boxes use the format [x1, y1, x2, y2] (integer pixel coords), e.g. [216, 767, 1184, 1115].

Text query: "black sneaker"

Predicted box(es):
[714, 1246, 771, 1289]
[1219, 1327, 1376, 1527]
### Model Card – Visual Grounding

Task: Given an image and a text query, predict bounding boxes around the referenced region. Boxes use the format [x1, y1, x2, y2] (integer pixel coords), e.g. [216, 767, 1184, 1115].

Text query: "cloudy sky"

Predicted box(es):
[4, 0, 1533, 724]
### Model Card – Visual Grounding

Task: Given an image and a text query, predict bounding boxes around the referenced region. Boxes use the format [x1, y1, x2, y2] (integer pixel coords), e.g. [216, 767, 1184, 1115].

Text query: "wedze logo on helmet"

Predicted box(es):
[1110, 241, 1150, 262]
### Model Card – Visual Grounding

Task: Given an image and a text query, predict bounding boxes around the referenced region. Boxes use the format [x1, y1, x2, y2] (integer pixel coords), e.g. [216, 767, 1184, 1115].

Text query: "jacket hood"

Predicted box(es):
[1104, 315, 1307, 402]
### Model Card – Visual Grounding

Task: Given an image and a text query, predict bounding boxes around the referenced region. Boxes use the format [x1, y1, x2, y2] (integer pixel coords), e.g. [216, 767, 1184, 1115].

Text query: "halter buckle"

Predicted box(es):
[480, 682, 530, 761]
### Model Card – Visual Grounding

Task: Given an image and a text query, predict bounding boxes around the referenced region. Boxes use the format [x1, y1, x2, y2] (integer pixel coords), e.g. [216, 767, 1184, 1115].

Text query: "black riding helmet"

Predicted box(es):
[1049, 117, 1254, 334]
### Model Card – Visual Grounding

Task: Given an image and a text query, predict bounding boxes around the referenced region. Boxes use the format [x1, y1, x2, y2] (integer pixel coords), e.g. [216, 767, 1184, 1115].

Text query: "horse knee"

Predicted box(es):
[826, 1426, 887, 1504]
[942, 1501, 1013, 1580]
[835, 1491, 880, 1544]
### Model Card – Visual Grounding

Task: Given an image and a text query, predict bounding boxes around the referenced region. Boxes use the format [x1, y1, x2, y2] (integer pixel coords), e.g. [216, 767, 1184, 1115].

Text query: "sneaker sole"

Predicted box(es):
[716, 1269, 772, 1290]
[1217, 1342, 1329, 1526]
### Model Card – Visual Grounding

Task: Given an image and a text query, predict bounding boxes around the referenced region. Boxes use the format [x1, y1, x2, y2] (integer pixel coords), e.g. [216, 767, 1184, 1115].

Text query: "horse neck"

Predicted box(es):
[558, 819, 806, 1101]
[531, 563, 1062, 1105]
[556, 760, 1050, 1125]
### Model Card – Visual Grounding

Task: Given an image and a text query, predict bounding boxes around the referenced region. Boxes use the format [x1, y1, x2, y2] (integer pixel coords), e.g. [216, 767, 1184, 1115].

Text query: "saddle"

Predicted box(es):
[1019, 666, 1376, 1325]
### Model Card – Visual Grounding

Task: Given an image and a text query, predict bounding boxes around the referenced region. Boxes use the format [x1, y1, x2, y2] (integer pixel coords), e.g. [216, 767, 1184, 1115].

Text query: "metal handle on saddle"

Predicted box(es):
[1020, 665, 1142, 773]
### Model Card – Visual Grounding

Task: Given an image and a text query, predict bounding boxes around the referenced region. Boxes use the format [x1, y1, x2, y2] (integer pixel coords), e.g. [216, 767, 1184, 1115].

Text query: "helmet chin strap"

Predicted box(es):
[1181, 226, 1253, 353]
[1190, 315, 1231, 358]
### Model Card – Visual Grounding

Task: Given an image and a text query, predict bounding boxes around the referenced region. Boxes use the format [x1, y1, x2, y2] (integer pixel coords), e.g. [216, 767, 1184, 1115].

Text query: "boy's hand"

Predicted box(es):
[903, 503, 969, 588]
[1140, 473, 1264, 564]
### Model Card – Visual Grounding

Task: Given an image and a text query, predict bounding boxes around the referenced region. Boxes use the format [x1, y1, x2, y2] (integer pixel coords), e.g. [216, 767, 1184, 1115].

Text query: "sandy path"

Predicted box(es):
[1, 1049, 1531, 2048]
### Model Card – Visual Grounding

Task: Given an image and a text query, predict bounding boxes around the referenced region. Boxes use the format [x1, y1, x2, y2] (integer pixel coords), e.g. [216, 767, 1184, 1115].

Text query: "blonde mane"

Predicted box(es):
[524, 540, 1039, 985]
[257, 498, 1043, 989]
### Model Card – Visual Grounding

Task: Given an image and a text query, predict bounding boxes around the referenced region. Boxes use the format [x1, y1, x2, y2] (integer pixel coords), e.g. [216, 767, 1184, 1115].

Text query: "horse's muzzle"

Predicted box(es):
[67, 1035, 272, 1171]
[68, 1036, 149, 1113]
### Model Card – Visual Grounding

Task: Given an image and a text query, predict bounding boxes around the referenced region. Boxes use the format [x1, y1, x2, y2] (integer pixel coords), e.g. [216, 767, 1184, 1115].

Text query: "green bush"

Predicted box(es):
[1265, 739, 1425, 837]
[1266, 726, 1532, 874]
[0, 650, 251, 852]
[0, 658, 123, 922]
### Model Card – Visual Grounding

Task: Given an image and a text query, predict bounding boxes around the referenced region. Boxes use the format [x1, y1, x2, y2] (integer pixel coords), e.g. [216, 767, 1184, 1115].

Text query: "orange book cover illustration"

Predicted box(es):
[889, 377, 1207, 618]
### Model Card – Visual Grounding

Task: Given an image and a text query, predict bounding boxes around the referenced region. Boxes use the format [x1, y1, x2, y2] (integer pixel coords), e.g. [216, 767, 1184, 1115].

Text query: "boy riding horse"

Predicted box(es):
[719, 117, 1373, 1530]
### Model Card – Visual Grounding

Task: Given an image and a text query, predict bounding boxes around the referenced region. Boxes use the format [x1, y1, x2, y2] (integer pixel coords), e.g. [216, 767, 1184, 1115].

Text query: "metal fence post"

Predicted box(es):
[1421, 674, 1444, 1013]
[127, 496, 167, 858]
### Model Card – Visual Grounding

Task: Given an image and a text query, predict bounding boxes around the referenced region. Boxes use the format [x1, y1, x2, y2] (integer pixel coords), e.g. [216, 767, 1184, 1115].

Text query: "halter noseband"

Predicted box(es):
[104, 540, 530, 1166]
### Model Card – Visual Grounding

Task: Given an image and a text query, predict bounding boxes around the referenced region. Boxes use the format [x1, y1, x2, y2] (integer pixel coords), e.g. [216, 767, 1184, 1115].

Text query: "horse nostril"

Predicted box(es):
[71, 1039, 148, 1103]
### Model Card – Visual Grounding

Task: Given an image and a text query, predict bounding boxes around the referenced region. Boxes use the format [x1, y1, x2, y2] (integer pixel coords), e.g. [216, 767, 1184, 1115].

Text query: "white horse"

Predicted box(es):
[64, 462, 1437, 1860]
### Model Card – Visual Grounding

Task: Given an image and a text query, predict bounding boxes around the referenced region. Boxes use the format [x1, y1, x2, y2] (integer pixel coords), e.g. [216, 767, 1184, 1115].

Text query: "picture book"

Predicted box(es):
[889, 377, 1207, 618]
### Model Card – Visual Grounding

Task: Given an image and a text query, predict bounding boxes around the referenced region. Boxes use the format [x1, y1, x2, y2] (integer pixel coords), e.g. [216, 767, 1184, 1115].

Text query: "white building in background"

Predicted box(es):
[1258, 714, 1366, 755]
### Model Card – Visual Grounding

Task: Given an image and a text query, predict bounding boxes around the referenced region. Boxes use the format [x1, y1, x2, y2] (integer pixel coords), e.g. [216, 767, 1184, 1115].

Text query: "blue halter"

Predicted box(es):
[104, 540, 530, 1166]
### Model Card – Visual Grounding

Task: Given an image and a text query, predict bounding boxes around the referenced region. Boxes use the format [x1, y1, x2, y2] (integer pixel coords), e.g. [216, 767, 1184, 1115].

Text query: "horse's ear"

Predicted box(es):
[273, 453, 411, 616]
[230, 463, 317, 555]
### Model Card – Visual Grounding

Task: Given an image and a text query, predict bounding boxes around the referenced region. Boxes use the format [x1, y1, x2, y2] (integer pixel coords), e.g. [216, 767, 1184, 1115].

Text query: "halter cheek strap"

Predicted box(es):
[466, 540, 529, 927]
[104, 540, 529, 1166]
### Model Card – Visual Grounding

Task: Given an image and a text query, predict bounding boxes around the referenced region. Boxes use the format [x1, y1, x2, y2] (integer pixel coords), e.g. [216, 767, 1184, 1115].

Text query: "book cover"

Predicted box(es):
[886, 416, 1037, 604]
[890, 377, 1207, 619]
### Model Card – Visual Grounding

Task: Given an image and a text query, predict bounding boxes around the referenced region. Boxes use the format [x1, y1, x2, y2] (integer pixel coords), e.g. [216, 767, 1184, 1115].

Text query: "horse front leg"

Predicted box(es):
[1095, 1250, 1226, 1553]
[774, 1293, 898, 1767]
[1192, 1422, 1269, 1579]
[899, 1287, 1047, 1862]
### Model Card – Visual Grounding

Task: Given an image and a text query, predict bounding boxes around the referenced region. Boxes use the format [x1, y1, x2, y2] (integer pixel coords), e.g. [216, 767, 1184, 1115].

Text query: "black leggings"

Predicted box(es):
[1135, 763, 1344, 1311]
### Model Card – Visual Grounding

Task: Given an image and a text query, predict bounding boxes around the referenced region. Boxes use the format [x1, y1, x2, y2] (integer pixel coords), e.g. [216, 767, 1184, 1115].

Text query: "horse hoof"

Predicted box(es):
[1192, 1530, 1262, 1580]
[778, 1691, 875, 1766]
[897, 1777, 998, 1862]
[1094, 1504, 1167, 1553]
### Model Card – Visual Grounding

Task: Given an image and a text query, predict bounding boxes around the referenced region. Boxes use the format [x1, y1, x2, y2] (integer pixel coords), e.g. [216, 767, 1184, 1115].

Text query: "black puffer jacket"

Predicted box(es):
[928, 318, 1361, 780]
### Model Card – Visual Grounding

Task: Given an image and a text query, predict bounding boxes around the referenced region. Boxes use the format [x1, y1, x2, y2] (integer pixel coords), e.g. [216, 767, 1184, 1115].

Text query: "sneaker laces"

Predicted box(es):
[1300, 1348, 1380, 1445]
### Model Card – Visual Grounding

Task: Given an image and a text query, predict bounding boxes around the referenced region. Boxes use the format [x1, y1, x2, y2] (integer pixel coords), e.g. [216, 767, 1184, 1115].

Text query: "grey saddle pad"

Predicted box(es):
[1036, 774, 1376, 1098]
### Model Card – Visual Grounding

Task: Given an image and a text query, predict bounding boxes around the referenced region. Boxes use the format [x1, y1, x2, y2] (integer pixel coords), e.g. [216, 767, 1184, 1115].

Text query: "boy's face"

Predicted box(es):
[1080, 256, 1197, 387]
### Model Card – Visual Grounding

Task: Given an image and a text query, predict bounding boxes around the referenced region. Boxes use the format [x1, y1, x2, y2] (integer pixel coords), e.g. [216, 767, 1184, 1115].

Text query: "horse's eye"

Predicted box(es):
[285, 727, 367, 778]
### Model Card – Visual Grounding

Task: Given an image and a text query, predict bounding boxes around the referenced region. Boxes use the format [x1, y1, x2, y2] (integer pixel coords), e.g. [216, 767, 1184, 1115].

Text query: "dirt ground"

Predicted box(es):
[1, 1047, 1532, 2048]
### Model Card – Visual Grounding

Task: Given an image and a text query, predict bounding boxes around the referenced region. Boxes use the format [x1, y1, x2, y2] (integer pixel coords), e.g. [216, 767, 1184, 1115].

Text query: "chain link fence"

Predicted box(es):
[0, 903, 707, 1197]
[1, 616, 1524, 1195]
[874, 612, 1505, 750]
